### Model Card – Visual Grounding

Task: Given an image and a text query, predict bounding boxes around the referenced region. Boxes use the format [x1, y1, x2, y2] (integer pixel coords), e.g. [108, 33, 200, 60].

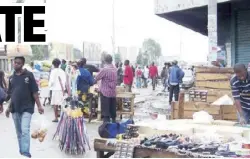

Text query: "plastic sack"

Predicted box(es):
[212, 95, 233, 105]
[193, 111, 214, 124]
[31, 115, 49, 142]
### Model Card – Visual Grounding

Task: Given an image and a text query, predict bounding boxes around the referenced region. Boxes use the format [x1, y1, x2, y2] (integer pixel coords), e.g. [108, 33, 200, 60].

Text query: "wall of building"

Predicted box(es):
[83, 42, 102, 62]
[155, 0, 231, 14]
[217, 1, 250, 65]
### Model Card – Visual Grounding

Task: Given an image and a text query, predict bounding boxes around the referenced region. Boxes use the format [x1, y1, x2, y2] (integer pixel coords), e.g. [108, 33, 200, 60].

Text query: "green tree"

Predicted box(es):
[142, 51, 149, 66]
[114, 53, 121, 64]
[31, 45, 45, 60]
[142, 38, 162, 63]
[136, 50, 143, 65]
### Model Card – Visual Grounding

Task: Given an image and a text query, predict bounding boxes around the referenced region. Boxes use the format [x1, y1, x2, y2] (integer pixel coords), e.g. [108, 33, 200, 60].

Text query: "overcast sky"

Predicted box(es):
[1, 0, 209, 63]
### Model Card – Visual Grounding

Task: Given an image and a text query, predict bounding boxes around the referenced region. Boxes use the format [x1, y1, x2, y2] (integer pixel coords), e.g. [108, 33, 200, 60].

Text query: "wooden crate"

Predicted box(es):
[196, 73, 232, 81]
[195, 66, 234, 73]
[172, 101, 222, 120]
[189, 88, 232, 103]
[195, 81, 231, 90]
[171, 92, 237, 121]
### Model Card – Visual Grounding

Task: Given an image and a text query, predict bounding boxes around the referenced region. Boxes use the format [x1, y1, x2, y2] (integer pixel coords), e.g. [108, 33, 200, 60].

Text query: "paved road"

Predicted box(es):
[0, 86, 165, 158]
[0, 105, 99, 158]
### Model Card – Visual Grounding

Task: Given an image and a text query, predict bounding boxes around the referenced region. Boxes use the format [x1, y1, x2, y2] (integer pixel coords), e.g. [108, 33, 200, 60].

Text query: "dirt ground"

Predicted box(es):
[0, 86, 170, 158]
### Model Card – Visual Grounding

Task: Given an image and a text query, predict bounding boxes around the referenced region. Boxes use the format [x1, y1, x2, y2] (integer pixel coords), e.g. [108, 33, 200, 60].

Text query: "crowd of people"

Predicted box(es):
[0, 53, 188, 157]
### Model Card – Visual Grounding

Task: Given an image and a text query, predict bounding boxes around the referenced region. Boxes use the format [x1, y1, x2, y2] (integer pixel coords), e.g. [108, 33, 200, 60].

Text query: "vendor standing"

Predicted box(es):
[95, 54, 117, 123]
[231, 63, 250, 124]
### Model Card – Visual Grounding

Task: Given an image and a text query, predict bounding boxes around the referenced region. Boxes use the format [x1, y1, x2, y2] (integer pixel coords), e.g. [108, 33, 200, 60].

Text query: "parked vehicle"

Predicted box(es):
[181, 69, 194, 89]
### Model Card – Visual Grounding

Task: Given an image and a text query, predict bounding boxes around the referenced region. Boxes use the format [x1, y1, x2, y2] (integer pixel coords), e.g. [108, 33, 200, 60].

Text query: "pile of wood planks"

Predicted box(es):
[195, 66, 234, 90]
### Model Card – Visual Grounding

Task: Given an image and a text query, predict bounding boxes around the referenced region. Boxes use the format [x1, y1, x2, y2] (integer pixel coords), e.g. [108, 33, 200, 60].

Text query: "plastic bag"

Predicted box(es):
[31, 115, 49, 142]
[212, 95, 233, 105]
[193, 111, 214, 124]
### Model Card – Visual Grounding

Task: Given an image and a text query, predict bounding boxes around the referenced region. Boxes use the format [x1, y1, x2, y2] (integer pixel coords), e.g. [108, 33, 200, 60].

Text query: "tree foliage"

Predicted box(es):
[141, 38, 162, 63]
[136, 49, 150, 67]
[31, 45, 45, 60]
[136, 50, 143, 65]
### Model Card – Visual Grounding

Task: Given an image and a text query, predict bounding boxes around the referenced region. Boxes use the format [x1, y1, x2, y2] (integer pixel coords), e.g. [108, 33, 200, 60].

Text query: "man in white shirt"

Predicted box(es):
[49, 58, 66, 122]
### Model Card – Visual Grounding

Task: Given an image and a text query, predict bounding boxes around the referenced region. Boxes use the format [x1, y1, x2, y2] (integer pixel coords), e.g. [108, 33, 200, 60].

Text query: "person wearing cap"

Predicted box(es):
[168, 60, 184, 104]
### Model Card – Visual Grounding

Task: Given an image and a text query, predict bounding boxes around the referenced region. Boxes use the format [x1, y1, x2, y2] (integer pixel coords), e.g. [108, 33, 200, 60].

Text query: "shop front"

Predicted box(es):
[154, 0, 250, 66]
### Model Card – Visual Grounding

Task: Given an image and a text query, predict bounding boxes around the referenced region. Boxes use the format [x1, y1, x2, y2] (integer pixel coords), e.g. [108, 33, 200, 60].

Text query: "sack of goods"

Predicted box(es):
[40, 79, 49, 88]
[41, 62, 52, 72]
[40, 72, 49, 80]
[6, 44, 32, 57]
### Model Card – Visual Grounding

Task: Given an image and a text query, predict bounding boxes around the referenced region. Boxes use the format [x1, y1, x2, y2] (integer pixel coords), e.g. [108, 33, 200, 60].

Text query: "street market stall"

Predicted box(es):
[96, 86, 137, 121]
[53, 66, 91, 155]
[94, 119, 250, 158]
[171, 66, 237, 121]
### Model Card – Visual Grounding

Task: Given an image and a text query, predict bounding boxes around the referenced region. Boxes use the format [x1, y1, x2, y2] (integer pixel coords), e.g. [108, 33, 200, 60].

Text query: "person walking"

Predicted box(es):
[49, 58, 67, 122]
[168, 60, 184, 104]
[135, 66, 142, 88]
[0, 70, 7, 113]
[162, 63, 170, 92]
[123, 60, 134, 92]
[117, 62, 123, 86]
[142, 66, 149, 88]
[149, 62, 158, 91]
[95, 54, 117, 123]
[5, 56, 44, 158]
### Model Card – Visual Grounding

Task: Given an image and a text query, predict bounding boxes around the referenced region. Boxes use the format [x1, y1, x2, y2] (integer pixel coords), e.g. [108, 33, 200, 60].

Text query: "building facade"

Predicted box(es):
[49, 42, 74, 61]
[155, 0, 250, 66]
[83, 42, 102, 63]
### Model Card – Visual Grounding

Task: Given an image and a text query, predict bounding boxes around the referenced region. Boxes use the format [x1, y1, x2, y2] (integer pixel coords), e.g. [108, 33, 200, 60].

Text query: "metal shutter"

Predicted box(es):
[235, 10, 250, 65]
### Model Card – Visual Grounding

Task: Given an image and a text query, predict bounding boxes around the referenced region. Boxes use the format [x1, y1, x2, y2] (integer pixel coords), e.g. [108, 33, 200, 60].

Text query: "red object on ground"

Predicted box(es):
[150, 112, 158, 120]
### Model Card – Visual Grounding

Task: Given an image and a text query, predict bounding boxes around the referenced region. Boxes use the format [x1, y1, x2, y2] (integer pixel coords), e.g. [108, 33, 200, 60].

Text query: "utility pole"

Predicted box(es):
[179, 28, 183, 61]
[207, 0, 218, 64]
[112, 0, 116, 57]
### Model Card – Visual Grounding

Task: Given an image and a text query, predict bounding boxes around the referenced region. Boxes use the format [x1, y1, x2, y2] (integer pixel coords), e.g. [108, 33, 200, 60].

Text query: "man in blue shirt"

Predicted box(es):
[230, 63, 250, 125]
[168, 60, 184, 104]
[77, 59, 94, 100]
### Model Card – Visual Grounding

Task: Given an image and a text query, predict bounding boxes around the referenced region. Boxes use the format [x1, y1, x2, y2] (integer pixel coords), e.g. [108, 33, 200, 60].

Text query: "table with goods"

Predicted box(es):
[94, 119, 250, 158]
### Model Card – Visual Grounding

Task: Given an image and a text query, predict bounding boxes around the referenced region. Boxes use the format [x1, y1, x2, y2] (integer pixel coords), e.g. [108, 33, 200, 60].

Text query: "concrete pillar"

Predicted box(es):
[207, 0, 218, 63]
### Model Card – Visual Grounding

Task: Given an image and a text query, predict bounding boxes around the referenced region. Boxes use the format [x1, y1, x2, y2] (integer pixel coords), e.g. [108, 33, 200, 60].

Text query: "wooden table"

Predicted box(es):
[97, 92, 138, 121]
[94, 138, 185, 158]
